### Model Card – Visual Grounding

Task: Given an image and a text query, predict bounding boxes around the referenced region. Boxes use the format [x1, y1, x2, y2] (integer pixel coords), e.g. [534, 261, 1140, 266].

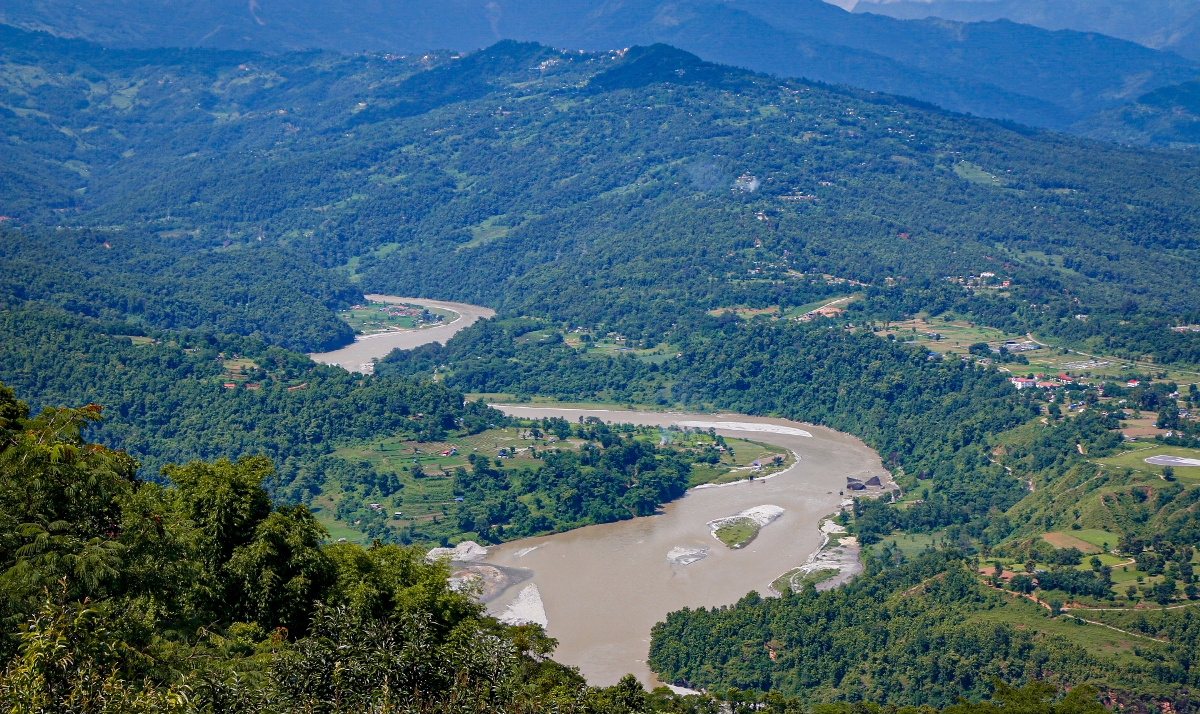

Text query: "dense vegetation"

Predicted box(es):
[452, 428, 691, 541]
[4, 28, 1200, 347]
[3, 0, 1195, 129]
[0, 227, 360, 352]
[647, 548, 1199, 703]
[0, 307, 500, 479]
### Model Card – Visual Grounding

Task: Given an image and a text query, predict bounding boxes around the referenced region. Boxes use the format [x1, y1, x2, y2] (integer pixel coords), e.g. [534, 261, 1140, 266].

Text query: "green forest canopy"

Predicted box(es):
[2, 22, 1200, 713]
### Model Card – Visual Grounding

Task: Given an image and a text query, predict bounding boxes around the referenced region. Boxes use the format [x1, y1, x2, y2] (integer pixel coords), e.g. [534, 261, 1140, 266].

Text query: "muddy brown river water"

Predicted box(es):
[309, 299, 885, 688]
[309, 295, 495, 373]
[486, 406, 885, 689]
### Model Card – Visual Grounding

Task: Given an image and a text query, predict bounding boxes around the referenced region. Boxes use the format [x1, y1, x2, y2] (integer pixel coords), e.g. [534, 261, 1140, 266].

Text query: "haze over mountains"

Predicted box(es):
[853, 0, 1200, 62]
[2, 0, 1197, 132]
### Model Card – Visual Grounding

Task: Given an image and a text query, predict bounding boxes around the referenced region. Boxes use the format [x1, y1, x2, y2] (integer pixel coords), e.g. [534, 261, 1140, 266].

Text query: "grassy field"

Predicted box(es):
[882, 317, 1022, 356]
[967, 594, 1148, 664]
[338, 242, 401, 283]
[714, 517, 760, 548]
[954, 160, 1006, 187]
[458, 216, 512, 251]
[868, 531, 945, 559]
[1058, 529, 1120, 551]
[311, 509, 370, 544]
[336, 301, 454, 335]
[1092, 444, 1200, 483]
[1042, 532, 1103, 554]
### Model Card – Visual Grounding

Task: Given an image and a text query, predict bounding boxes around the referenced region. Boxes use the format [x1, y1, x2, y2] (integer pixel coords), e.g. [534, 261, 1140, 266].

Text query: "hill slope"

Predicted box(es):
[3, 28, 1200, 341]
[1, 0, 1196, 128]
[854, 0, 1200, 62]
[1072, 77, 1200, 147]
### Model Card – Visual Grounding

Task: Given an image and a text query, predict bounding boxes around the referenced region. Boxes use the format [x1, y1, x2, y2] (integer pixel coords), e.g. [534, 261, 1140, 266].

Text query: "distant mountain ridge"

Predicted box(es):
[1, 0, 1196, 129]
[1072, 77, 1200, 148]
[852, 0, 1200, 62]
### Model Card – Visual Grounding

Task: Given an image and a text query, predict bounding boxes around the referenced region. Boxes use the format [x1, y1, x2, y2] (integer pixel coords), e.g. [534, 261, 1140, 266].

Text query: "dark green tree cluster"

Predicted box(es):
[0, 227, 361, 352]
[647, 549, 1196, 703]
[453, 433, 691, 543]
[0, 308, 505, 481]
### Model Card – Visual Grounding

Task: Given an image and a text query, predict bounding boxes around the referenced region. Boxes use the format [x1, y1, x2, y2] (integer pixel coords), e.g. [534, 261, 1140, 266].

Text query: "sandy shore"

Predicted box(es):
[768, 519, 863, 595]
[499, 584, 549, 627]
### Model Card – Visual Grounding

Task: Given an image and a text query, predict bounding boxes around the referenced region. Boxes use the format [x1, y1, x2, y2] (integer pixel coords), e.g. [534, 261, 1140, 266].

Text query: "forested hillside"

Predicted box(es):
[2, 21, 1200, 713]
[1073, 77, 1200, 147]
[0, 227, 360, 351]
[4, 27, 1200, 344]
[0, 308, 502, 477]
[2, 0, 1194, 128]
[855, 0, 1200, 62]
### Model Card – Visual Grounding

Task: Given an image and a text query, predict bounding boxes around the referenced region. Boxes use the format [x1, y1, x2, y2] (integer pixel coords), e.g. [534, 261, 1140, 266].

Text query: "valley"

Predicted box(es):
[0, 16, 1199, 714]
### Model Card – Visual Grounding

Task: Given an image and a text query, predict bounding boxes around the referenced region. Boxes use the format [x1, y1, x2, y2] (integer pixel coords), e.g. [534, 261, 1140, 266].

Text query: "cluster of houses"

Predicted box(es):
[1010, 373, 1082, 390]
[796, 304, 845, 322]
[945, 272, 1012, 289]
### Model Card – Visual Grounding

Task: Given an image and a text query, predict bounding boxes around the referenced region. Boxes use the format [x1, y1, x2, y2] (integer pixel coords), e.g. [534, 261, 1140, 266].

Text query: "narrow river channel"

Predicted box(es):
[309, 295, 495, 373]
[311, 297, 886, 689]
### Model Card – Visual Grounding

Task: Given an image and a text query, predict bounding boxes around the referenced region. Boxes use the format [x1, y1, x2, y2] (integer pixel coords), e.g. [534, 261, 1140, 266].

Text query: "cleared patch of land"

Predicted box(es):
[1094, 444, 1200, 483]
[1042, 532, 1102, 554]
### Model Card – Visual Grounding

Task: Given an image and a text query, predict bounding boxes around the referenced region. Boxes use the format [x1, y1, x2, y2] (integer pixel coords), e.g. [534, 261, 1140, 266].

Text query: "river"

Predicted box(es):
[484, 406, 886, 689]
[309, 295, 495, 373]
[309, 299, 885, 688]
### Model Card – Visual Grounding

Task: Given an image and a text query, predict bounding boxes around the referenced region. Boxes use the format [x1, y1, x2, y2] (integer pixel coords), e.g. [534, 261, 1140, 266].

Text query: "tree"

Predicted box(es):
[225, 505, 336, 635]
[163, 456, 273, 568]
[0, 590, 188, 714]
[942, 680, 1105, 714]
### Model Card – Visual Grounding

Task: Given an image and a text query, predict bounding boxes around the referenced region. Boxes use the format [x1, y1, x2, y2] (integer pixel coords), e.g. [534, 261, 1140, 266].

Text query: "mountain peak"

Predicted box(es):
[589, 43, 753, 91]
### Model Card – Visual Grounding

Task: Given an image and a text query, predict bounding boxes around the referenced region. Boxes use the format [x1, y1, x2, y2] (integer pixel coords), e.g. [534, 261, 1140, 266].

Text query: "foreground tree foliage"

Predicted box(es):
[0, 384, 1123, 713]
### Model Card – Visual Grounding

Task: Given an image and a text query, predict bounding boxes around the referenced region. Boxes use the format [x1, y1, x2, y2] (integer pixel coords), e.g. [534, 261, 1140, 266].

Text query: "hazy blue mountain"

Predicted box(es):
[1, 0, 1196, 129]
[853, 0, 1200, 61]
[1072, 76, 1200, 147]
